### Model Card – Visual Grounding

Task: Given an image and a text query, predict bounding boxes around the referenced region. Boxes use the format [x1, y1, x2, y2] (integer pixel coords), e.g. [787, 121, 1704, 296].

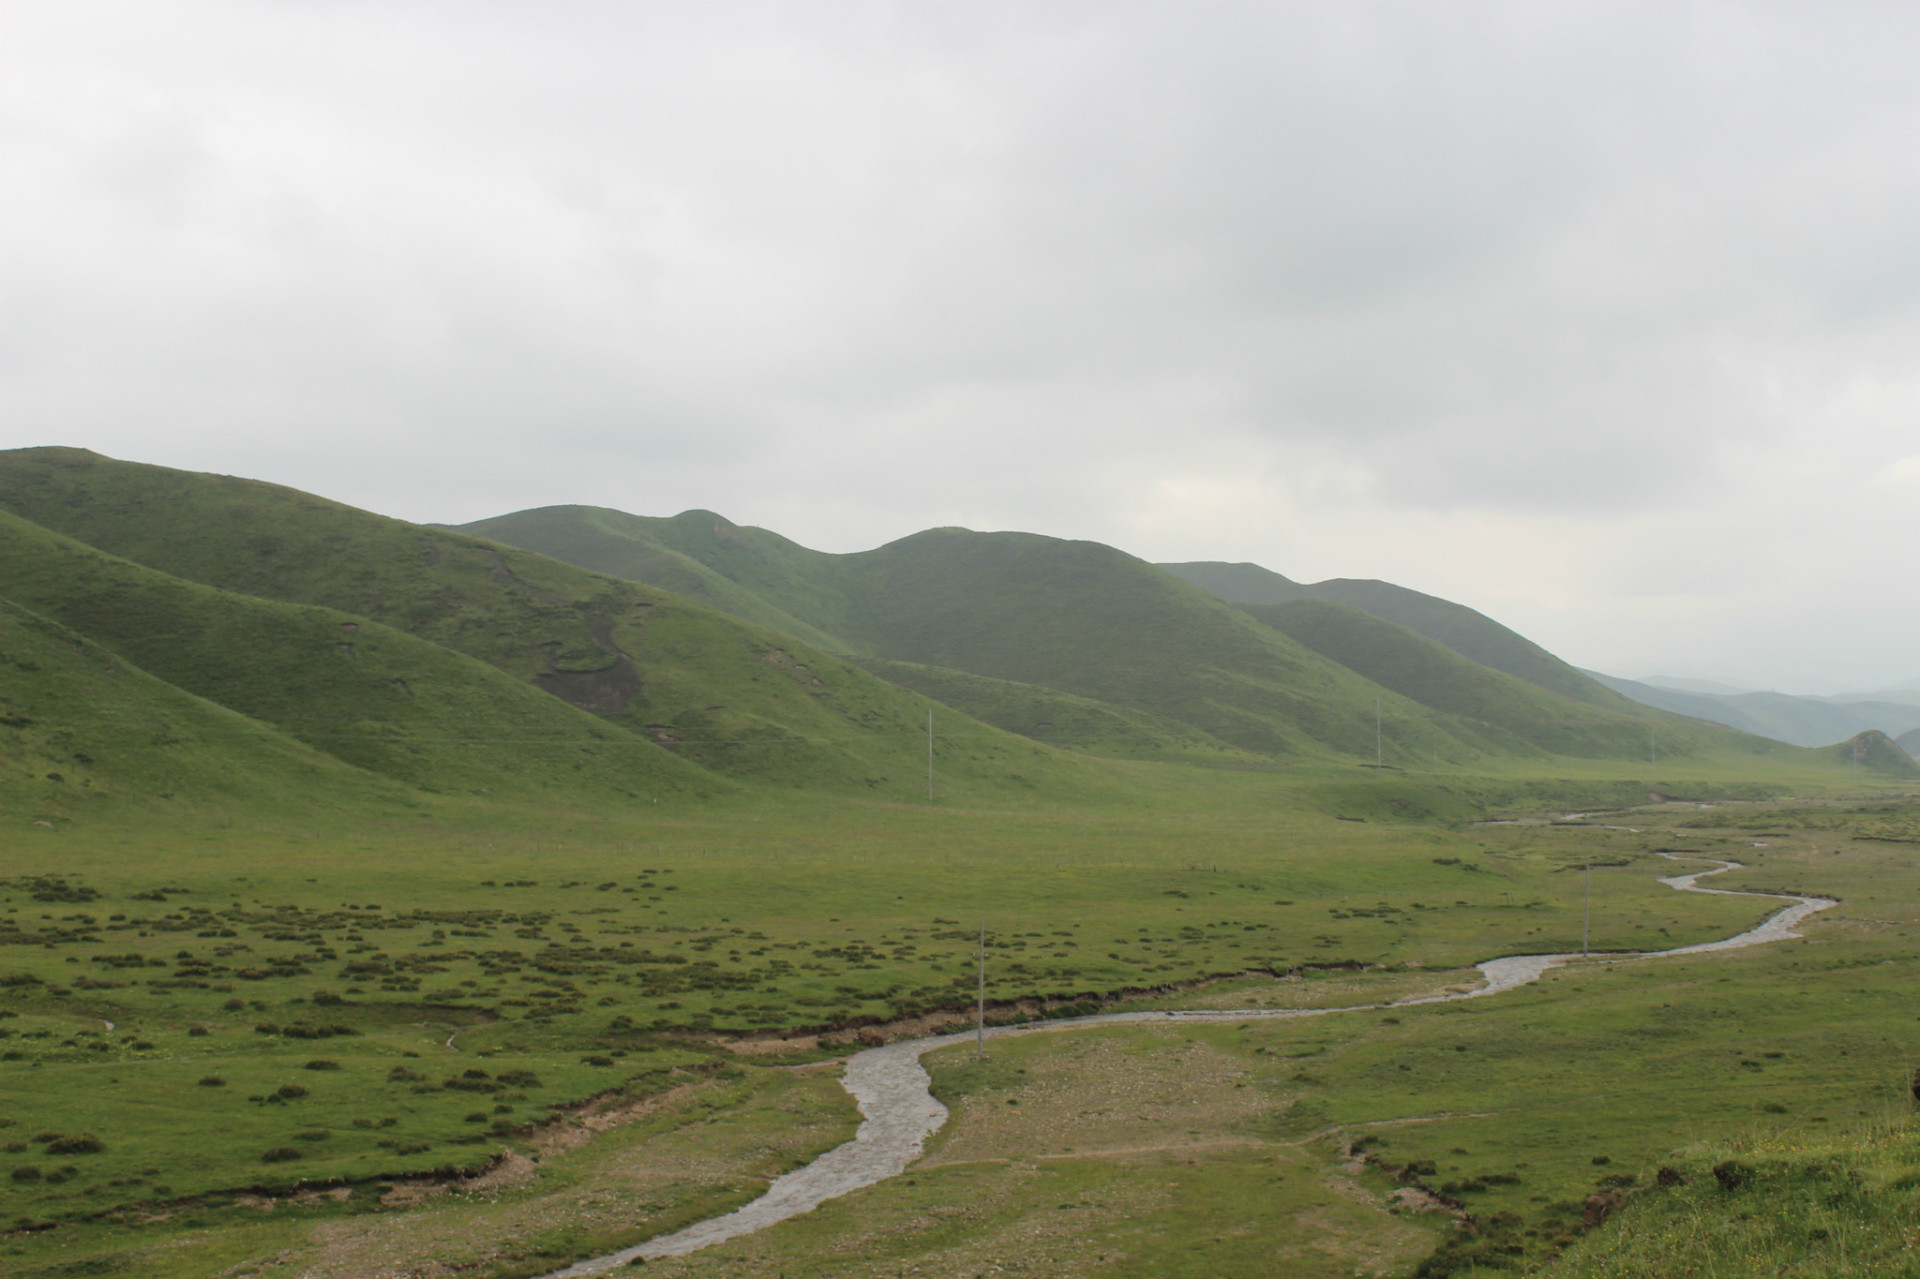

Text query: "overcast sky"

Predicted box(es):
[8, 1, 1920, 692]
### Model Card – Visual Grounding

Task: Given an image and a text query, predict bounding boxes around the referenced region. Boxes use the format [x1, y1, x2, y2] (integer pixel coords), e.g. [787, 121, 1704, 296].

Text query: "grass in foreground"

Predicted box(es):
[2, 781, 1916, 1275]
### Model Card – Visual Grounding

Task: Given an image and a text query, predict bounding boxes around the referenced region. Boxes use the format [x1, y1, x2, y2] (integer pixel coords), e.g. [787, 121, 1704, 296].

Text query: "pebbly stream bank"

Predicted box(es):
[541, 858, 1836, 1275]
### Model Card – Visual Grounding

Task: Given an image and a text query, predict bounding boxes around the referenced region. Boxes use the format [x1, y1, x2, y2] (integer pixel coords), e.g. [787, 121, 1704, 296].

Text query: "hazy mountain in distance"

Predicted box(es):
[1587, 670, 1920, 748]
[1159, 561, 1629, 710]
[1823, 684, 1920, 708]
[1639, 676, 1758, 696]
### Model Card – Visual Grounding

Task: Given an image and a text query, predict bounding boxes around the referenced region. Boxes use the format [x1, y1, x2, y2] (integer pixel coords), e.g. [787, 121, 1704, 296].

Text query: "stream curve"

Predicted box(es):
[541, 858, 1835, 1276]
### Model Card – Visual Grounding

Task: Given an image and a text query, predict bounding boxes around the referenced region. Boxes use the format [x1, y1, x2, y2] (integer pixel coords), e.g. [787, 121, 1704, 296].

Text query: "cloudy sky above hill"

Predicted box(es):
[8, 1, 1920, 692]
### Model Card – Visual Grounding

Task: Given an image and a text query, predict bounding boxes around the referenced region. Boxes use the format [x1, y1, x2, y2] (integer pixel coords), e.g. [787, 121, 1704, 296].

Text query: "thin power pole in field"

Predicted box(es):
[1375, 699, 1382, 770]
[976, 921, 986, 1059]
[1583, 862, 1590, 957]
[927, 708, 934, 801]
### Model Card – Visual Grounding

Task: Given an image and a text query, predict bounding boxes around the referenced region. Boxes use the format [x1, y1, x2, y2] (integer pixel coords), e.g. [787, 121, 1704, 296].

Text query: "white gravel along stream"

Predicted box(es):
[540, 858, 1835, 1275]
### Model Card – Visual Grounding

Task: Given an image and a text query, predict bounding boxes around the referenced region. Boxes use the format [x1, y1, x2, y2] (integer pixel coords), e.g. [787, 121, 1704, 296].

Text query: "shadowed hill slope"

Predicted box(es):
[0, 448, 1118, 803]
[0, 595, 414, 822]
[1162, 560, 1627, 709]
[0, 508, 714, 801]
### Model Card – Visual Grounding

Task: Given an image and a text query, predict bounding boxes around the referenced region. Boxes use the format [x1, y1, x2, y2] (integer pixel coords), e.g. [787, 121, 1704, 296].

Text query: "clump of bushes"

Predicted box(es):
[260, 1147, 302, 1164]
[198, 1075, 226, 1087]
[304, 1059, 341, 1071]
[47, 1134, 104, 1155]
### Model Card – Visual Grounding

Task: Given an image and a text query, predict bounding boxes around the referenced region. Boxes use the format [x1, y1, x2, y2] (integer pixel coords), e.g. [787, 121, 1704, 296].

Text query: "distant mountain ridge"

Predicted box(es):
[458, 505, 1786, 768]
[1586, 670, 1920, 749]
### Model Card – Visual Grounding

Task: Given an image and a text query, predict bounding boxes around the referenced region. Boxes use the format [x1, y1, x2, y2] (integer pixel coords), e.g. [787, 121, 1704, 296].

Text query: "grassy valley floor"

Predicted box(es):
[4, 773, 1919, 1276]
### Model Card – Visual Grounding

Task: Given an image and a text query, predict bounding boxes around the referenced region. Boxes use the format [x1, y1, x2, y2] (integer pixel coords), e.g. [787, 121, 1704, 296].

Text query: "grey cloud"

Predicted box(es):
[10, 0, 1920, 686]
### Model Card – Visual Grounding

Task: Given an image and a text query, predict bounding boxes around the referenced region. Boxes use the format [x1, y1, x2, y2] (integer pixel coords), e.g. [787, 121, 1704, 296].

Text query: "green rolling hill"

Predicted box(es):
[0, 508, 712, 802]
[0, 448, 1117, 804]
[1161, 560, 1628, 708]
[457, 506, 1516, 763]
[1236, 598, 1739, 759]
[451, 504, 1763, 768]
[1830, 729, 1919, 776]
[0, 594, 410, 821]
[451, 504, 853, 654]
[846, 656, 1270, 764]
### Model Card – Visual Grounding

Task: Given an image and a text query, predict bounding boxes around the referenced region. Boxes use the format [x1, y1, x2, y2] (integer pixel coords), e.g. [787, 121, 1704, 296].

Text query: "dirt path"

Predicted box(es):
[539, 859, 1836, 1276]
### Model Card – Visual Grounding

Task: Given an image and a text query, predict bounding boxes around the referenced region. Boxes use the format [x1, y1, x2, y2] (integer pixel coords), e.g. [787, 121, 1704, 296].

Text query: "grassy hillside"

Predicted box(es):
[1552, 1122, 1920, 1278]
[0, 510, 713, 802]
[848, 656, 1271, 765]
[1163, 560, 1629, 709]
[458, 505, 1580, 765]
[461, 505, 867, 647]
[1831, 730, 1918, 776]
[0, 595, 408, 823]
[0, 448, 1118, 804]
[452, 505, 851, 654]
[1238, 598, 1760, 760]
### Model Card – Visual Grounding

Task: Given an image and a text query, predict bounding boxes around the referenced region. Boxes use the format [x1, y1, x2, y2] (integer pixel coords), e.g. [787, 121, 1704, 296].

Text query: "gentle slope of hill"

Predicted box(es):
[1161, 560, 1628, 709]
[450, 504, 852, 654]
[847, 656, 1270, 764]
[1236, 598, 1738, 759]
[0, 508, 713, 801]
[0, 595, 409, 821]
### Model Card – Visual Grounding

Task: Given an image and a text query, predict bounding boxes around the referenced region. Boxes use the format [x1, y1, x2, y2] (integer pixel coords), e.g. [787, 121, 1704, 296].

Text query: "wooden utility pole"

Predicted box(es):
[976, 921, 986, 1059]
[927, 709, 934, 801]
[1583, 863, 1590, 957]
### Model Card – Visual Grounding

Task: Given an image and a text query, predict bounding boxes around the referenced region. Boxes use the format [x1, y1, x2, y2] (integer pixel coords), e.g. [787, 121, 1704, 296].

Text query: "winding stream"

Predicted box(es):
[541, 858, 1835, 1276]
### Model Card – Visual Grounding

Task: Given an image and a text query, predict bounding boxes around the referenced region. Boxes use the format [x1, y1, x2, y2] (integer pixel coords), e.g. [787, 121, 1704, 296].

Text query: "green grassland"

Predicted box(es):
[364, 793, 1920, 1279]
[2, 773, 1913, 1277]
